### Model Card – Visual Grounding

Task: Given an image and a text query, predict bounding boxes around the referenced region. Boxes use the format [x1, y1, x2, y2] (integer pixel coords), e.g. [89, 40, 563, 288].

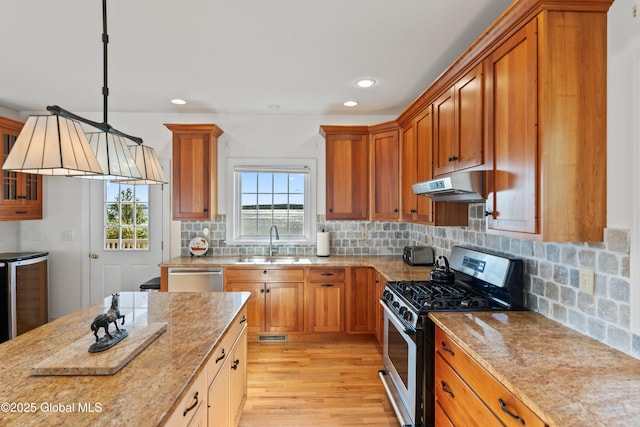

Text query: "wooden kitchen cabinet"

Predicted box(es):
[346, 267, 376, 334]
[374, 270, 385, 347]
[208, 308, 248, 427]
[225, 268, 304, 333]
[485, 10, 607, 241]
[165, 123, 223, 221]
[370, 123, 400, 221]
[400, 107, 468, 226]
[435, 326, 547, 427]
[0, 117, 43, 221]
[305, 267, 345, 333]
[433, 63, 484, 177]
[320, 126, 369, 220]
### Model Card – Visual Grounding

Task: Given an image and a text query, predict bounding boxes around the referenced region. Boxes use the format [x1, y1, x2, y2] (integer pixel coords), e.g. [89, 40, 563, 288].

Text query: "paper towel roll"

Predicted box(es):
[317, 231, 330, 257]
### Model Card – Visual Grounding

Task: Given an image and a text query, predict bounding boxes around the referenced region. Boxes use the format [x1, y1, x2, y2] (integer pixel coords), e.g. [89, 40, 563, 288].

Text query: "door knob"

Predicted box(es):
[89, 253, 99, 259]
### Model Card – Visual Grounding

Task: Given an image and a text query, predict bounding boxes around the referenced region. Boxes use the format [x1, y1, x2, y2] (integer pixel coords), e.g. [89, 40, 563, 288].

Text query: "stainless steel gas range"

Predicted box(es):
[378, 246, 524, 427]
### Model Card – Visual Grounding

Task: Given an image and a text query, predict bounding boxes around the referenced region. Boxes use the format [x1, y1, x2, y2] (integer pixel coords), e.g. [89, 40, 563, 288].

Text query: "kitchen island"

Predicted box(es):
[0, 291, 249, 426]
[430, 311, 640, 426]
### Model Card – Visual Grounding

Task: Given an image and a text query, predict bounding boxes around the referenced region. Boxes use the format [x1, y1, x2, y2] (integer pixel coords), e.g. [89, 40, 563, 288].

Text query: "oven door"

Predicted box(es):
[379, 299, 418, 426]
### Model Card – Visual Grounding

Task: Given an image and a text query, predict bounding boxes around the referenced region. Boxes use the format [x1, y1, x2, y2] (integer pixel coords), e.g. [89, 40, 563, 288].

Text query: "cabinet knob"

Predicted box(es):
[394, 208, 398, 213]
[448, 156, 458, 162]
[329, 208, 333, 213]
[410, 209, 417, 213]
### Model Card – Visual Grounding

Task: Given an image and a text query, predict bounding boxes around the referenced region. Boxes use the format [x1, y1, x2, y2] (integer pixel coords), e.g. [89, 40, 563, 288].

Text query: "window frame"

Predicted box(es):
[226, 158, 317, 245]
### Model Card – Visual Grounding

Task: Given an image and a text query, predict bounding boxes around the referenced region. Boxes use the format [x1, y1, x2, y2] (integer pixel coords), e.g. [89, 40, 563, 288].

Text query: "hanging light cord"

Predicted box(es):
[46, 0, 143, 146]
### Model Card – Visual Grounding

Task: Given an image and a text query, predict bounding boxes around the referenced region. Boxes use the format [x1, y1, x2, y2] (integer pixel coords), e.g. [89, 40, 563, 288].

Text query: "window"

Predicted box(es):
[227, 158, 316, 244]
[104, 182, 149, 250]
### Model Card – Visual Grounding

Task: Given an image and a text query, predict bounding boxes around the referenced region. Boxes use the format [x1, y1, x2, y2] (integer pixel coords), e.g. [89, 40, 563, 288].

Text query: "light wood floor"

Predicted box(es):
[238, 335, 398, 426]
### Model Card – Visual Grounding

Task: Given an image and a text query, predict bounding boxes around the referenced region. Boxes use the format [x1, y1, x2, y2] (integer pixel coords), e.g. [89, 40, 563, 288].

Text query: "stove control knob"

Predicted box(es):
[399, 306, 407, 315]
[392, 301, 400, 309]
[403, 311, 413, 323]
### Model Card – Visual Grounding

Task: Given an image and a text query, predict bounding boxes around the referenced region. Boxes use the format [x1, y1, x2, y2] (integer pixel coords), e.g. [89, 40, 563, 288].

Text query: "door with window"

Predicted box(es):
[88, 178, 166, 303]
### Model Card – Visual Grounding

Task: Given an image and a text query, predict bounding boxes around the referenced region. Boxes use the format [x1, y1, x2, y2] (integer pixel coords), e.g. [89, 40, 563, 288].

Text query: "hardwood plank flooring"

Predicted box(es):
[239, 336, 398, 426]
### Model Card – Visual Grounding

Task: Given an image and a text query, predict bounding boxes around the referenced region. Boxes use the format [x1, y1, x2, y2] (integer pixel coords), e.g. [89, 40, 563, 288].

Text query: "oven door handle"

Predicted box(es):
[379, 299, 416, 336]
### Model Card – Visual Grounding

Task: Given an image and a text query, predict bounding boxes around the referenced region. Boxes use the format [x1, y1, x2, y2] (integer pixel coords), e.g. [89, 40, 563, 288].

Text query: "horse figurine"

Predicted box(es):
[90, 292, 126, 342]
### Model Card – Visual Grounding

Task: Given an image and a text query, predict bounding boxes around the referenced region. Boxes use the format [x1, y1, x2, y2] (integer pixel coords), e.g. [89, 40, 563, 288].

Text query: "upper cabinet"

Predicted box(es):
[485, 8, 608, 241]
[433, 63, 484, 177]
[165, 124, 223, 221]
[370, 123, 400, 221]
[400, 107, 468, 226]
[320, 126, 369, 221]
[0, 117, 43, 221]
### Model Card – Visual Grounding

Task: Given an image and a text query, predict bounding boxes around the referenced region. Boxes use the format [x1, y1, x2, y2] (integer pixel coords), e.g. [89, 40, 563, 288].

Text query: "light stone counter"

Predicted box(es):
[0, 291, 249, 426]
[161, 254, 434, 282]
[429, 311, 640, 426]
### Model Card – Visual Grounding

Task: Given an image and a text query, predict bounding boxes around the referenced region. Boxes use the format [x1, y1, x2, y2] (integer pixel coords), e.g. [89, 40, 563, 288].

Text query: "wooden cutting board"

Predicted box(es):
[31, 322, 167, 376]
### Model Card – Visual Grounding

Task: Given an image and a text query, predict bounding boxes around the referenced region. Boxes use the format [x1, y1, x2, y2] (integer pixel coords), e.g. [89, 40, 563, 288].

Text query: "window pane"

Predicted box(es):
[136, 204, 149, 225]
[241, 172, 257, 192]
[104, 182, 150, 251]
[273, 174, 288, 193]
[257, 173, 272, 192]
[289, 174, 304, 193]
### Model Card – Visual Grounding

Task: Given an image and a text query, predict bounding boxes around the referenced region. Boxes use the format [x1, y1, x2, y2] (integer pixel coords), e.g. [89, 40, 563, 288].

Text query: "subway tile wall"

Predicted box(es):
[181, 206, 639, 359]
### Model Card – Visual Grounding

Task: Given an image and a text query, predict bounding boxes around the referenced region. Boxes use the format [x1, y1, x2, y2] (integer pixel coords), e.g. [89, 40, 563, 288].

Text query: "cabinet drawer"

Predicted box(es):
[435, 352, 502, 427]
[308, 268, 345, 282]
[0, 205, 42, 221]
[436, 327, 546, 427]
[226, 268, 304, 282]
[165, 365, 207, 427]
[208, 307, 247, 385]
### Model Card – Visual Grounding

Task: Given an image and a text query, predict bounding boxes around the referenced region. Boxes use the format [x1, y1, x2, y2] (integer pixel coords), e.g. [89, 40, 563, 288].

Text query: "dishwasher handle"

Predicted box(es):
[168, 269, 223, 276]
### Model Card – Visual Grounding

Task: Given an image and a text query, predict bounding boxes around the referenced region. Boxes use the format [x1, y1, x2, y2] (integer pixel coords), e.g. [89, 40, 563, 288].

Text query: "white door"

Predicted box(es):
[87, 177, 168, 304]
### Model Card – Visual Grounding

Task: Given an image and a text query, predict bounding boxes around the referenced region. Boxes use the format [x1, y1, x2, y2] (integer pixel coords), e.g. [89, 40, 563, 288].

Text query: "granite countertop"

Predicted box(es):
[0, 291, 250, 426]
[429, 311, 640, 426]
[161, 255, 434, 282]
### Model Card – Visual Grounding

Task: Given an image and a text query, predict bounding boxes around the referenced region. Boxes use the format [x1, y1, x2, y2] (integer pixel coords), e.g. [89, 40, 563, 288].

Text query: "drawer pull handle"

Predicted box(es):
[231, 359, 240, 370]
[441, 341, 455, 356]
[320, 273, 334, 276]
[215, 348, 226, 363]
[441, 381, 454, 398]
[499, 398, 525, 425]
[239, 315, 247, 324]
[183, 391, 199, 416]
[321, 283, 334, 287]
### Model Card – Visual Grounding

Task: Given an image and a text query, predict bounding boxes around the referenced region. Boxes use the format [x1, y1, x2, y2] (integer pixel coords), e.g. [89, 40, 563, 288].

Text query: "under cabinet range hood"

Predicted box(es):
[412, 171, 485, 202]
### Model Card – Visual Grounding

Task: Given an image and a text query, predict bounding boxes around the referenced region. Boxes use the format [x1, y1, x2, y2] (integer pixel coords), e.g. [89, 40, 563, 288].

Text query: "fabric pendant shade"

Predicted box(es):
[2, 115, 103, 176]
[82, 132, 142, 180]
[119, 144, 167, 184]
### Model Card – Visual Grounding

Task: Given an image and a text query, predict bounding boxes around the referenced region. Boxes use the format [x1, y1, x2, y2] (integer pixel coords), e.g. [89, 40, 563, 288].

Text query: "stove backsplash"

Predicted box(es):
[181, 207, 638, 360]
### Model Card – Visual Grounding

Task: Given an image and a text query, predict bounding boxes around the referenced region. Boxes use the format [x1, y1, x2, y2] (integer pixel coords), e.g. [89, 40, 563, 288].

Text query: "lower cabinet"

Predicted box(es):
[347, 267, 376, 334]
[225, 268, 304, 333]
[374, 271, 385, 347]
[208, 326, 248, 427]
[305, 267, 345, 332]
[435, 326, 546, 427]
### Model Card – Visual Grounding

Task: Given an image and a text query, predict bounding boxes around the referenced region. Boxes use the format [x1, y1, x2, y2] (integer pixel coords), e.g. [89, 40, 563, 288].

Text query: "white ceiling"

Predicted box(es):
[0, 0, 513, 116]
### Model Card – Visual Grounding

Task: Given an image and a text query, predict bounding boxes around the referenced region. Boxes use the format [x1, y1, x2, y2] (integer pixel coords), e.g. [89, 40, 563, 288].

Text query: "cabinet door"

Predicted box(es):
[265, 282, 304, 333]
[400, 121, 418, 221]
[208, 360, 230, 427]
[166, 124, 223, 221]
[229, 328, 247, 427]
[485, 20, 538, 235]
[414, 108, 435, 223]
[225, 282, 265, 333]
[325, 133, 369, 220]
[346, 267, 375, 333]
[433, 88, 456, 177]
[306, 282, 345, 332]
[454, 62, 484, 171]
[370, 129, 400, 220]
[0, 117, 43, 221]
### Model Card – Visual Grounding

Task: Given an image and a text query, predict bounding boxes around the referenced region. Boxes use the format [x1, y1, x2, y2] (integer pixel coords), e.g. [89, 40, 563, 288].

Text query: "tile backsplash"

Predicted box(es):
[181, 205, 639, 359]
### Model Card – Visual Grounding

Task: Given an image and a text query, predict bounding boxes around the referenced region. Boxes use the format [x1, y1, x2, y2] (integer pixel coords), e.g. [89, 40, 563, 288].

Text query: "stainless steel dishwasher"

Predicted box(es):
[167, 267, 224, 292]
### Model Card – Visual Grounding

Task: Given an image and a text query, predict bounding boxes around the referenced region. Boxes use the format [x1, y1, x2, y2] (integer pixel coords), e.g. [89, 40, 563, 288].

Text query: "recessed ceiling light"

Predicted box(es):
[171, 98, 187, 105]
[344, 100, 358, 107]
[356, 78, 376, 88]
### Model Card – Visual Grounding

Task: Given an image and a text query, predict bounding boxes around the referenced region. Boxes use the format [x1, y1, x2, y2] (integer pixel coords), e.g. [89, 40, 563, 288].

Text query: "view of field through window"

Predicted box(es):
[240, 171, 305, 237]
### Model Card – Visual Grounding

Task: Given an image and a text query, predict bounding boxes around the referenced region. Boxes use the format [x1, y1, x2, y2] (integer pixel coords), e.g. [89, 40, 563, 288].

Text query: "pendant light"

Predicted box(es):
[3, 0, 167, 184]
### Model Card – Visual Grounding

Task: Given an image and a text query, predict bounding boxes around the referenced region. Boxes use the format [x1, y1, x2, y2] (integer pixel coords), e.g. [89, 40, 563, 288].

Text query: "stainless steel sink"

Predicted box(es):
[234, 257, 311, 265]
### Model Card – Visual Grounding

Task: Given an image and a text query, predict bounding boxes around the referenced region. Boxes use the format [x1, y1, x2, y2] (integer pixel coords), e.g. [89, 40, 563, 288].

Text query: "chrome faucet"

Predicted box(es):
[269, 224, 279, 256]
